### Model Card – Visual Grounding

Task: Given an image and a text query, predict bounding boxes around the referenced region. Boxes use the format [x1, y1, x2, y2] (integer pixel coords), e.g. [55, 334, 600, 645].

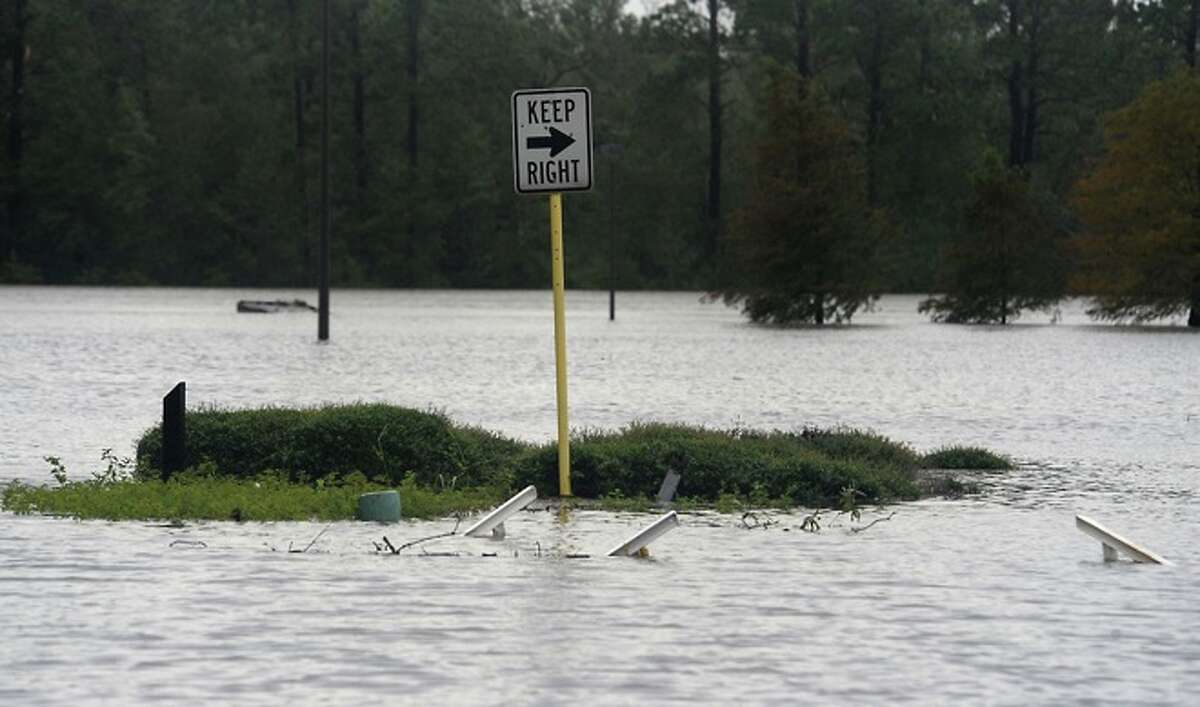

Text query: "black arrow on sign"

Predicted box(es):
[526, 126, 575, 158]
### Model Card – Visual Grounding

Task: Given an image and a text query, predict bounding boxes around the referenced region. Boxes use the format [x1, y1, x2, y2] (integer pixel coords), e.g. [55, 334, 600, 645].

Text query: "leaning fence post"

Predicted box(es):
[162, 382, 187, 478]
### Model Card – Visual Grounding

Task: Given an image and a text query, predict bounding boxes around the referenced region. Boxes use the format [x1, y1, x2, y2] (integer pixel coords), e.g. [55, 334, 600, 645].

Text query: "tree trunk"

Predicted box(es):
[287, 0, 312, 285]
[351, 1, 367, 199]
[814, 293, 826, 325]
[1000, 222, 1010, 325]
[794, 0, 810, 79]
[405, 0, 422, 280]
[864, 1, 884, 207]
[706, 0, 722, 262]
[1187, 0, 1198, 69]
[407, 0, 421, 170]
[1006, 0, 1025, 168]
[1189, 273, 1199, 327]
[5, 0, 28, 264]
[1021, 1, 1041, 166]
[918, 0, 931, 89]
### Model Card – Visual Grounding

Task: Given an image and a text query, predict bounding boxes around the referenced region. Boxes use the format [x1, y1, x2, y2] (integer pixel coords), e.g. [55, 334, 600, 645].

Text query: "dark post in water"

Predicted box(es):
[318, 0, 331, 341]
[162, 382, 186, 478]
[598, 143, 623, 321]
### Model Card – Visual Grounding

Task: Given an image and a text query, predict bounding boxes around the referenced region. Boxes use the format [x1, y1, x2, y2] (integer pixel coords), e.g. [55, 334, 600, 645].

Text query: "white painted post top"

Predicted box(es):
[607, 511, 680, 557]
[464, 485, 538, 538]
[1075, 514, 1168, 565]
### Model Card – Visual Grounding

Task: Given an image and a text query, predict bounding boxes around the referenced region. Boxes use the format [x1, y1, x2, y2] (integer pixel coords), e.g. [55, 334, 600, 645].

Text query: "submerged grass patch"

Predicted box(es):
[1, 405, 1014, 522]
[1, 472, 506, 522]
[921, 445, 1013, 470]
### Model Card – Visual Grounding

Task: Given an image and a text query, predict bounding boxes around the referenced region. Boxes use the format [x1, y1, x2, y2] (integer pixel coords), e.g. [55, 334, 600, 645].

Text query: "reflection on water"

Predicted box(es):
[1, 288, 1198, 704]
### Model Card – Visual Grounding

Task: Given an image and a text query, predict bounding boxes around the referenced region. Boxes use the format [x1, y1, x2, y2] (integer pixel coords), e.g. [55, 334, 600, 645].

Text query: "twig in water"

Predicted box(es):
[740, 511, 776, 530]
[380, 517, 463, 555]
[799, 510, 822, 533]
[290, 523, 332, 554]
[849, 512, 896, 534]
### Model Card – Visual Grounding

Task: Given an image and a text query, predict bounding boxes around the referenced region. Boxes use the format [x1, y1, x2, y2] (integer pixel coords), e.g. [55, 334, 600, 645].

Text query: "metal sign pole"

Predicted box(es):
[549, 192, 571, 497]
[512, 87, 592, 499]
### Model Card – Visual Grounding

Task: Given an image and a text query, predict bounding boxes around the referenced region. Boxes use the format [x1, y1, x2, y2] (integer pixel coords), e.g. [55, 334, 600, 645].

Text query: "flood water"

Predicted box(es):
[1, 287, 1198, 704]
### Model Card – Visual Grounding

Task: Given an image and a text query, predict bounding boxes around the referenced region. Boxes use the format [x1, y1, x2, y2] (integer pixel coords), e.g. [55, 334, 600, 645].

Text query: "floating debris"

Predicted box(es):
[236, 299, 317, 314]
[169, 540, 207, 549]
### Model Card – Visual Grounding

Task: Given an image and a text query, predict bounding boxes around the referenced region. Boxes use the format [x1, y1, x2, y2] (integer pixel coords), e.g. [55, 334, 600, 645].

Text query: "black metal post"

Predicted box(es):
[598, 143, 623, 321]
[162, 382, 186, 478]
[608, 154, 616, 321]
[318, 0, 331, 341]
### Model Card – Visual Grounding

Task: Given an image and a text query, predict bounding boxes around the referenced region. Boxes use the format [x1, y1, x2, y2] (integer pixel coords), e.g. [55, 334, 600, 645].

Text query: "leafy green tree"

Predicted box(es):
[920, 152, 1067, 324]
[715, 72, 885, 325]
[1137, 0, 1199, 69]
[1072, 69, 1200, 327]
[0, 0, 1190, 294]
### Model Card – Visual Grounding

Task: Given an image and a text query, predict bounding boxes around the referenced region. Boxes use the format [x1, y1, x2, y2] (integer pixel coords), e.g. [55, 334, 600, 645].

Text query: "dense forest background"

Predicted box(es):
[1, 0, 1197, 291]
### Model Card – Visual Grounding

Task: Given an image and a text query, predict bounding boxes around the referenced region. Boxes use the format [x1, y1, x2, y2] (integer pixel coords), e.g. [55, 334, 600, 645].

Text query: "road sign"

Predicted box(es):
[512, 87, 593, 194]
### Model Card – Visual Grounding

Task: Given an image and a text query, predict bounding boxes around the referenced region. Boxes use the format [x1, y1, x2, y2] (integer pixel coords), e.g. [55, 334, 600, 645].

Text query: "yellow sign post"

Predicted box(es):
[549, 192, 571, 496]
[512, 87, 592, 498]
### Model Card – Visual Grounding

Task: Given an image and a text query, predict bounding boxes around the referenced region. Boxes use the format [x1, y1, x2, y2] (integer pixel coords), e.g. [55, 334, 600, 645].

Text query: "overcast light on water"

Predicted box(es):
[1, 287, 1198, 705]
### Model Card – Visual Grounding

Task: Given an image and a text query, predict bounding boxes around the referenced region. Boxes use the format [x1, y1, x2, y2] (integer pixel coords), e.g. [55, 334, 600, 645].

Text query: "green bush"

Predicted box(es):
[513, 423, 922, 506]
[921, 445, 1013, 470]
[135, 404, 525, 487]
[119, 404, 1006, 515]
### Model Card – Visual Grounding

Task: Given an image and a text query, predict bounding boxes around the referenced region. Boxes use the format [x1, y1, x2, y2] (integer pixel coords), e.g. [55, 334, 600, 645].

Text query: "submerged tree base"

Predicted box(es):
[2, 406, 1014, 522]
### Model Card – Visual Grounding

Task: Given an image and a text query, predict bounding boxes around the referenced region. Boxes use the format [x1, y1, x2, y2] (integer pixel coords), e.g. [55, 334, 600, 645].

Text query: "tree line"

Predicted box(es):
[1, 1, 1197, 324]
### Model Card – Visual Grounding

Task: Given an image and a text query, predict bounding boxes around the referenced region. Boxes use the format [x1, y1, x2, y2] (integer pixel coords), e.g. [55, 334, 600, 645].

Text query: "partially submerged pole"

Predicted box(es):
[463, 485, 538, 539]
[608, 511, 680, 557]
[1075, 515, 1167, 564]
[162, 382, 186, 478]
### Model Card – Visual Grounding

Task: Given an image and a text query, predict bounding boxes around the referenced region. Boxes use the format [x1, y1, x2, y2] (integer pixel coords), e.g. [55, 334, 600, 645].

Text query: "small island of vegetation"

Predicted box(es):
[1, 404, 1012, 522]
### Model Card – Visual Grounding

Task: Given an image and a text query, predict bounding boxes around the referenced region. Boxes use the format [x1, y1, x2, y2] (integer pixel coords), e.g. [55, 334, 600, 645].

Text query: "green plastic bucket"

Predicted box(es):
[357, 490, 401, 523]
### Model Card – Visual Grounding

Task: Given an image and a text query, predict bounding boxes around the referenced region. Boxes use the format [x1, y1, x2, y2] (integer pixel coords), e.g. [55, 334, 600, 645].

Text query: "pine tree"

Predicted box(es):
[920, 152, 1068, 324]
[715, 72, 885, 325]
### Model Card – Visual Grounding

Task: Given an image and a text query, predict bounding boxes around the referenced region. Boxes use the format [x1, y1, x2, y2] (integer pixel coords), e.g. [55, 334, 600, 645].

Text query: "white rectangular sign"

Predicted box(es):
[512, 87, 593, 194]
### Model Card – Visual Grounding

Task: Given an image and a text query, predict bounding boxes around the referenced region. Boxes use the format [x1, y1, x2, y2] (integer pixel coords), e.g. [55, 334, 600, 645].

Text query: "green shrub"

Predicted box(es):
[512, 423, 922, 507]
[114, 405, 1009, 515]
[921, 445, 1013, 470]
[135, 404, 526, 487]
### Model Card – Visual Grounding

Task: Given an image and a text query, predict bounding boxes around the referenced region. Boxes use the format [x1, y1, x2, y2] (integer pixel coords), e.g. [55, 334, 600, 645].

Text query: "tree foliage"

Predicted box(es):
[715, 73, 884, 325]
[1072, 69, 1200, 326]
[0, 0, 1196, 326]
[920, 152, 1068, 324]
